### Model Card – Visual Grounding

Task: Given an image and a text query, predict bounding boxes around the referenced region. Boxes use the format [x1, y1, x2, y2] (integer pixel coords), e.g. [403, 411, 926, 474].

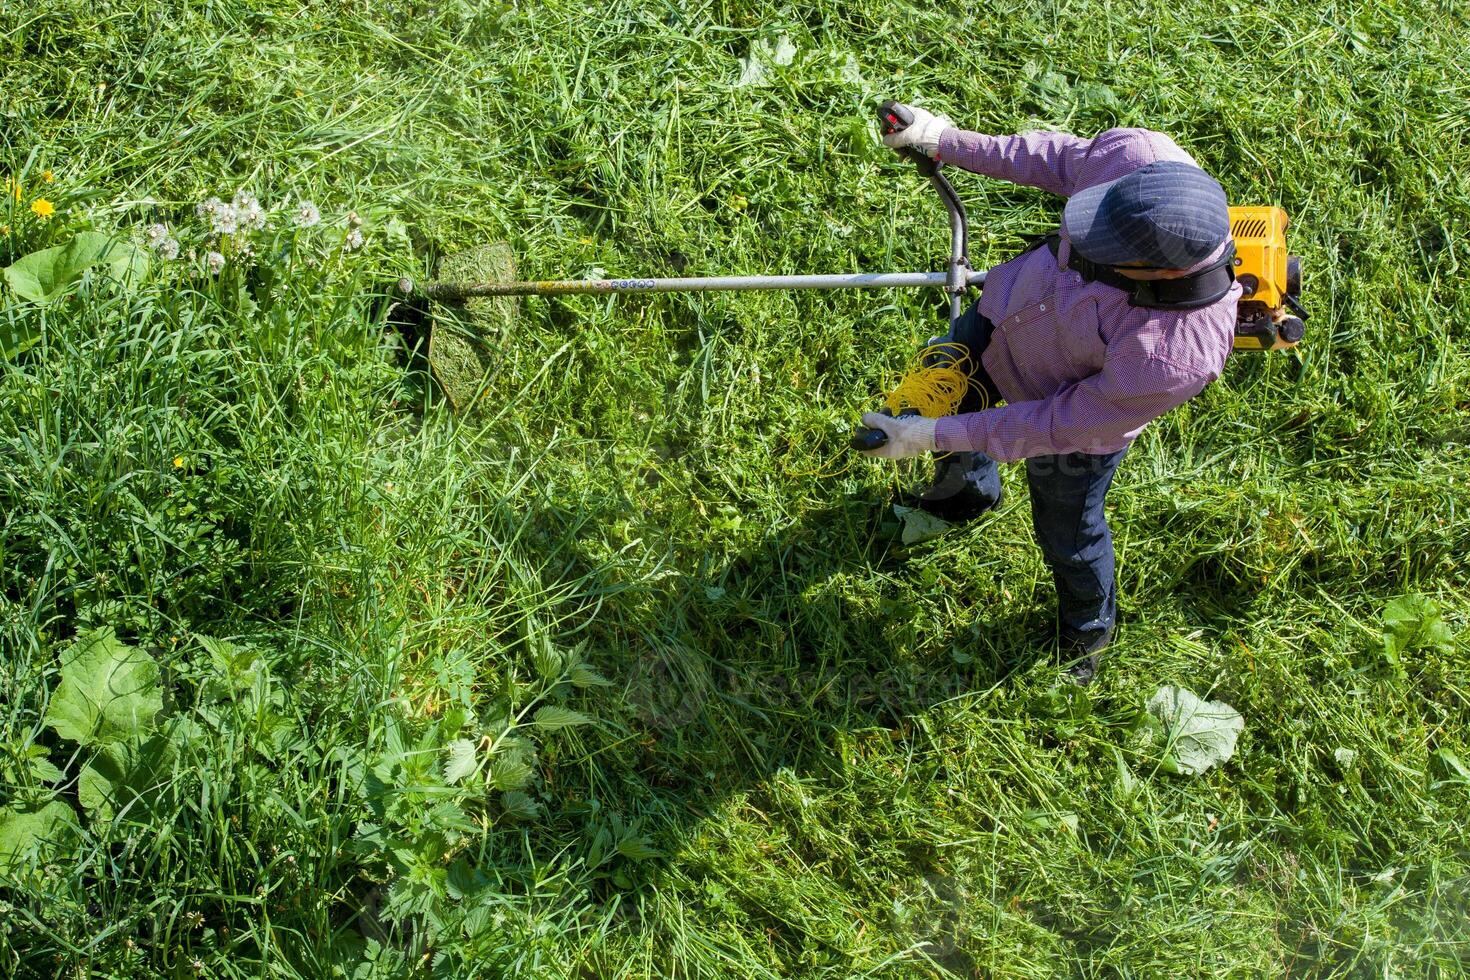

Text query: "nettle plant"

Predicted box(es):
[345, 623, 653, 949]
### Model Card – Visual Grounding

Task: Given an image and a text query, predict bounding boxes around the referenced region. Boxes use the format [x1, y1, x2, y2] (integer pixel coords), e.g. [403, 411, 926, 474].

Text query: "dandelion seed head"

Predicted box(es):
[233, 190, 267, 231]
[206, 250, 226, 272]
[199, 196, 239, 234]
[146, 223, 169, 243]
[343, 228, 365, 252]
[293, 201, 321, 228]
[158, 237, 180, 260]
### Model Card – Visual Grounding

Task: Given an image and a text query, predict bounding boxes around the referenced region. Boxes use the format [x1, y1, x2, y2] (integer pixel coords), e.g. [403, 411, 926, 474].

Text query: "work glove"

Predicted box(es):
[860, 412, 939, 459]
[879, 103, 953, 159]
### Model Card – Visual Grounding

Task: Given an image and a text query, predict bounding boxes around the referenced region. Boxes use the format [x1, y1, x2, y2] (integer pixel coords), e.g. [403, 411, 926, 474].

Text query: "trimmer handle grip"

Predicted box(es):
[850, 408, 921, 452]
[850, 427, 889, 452]
[877, 100, 915, 137]
[876, 100, 939, 176]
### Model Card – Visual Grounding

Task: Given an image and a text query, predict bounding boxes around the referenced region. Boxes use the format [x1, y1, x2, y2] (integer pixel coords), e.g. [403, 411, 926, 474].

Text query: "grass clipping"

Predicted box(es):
[429, 242, 519, 412]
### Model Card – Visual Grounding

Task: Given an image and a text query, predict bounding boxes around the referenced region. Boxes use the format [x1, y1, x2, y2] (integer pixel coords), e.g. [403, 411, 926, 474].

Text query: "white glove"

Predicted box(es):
[860, 412, 938, 459]
[880, 103, 953, 159]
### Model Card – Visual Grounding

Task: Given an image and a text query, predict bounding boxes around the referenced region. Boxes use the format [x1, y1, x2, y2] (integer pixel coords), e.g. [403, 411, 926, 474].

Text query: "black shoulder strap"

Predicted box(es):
[1028, 231, 1237, 311]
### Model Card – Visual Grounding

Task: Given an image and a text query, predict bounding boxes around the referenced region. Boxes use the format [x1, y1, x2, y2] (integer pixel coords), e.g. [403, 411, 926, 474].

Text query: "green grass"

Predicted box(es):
[2, 0, 1469, 976]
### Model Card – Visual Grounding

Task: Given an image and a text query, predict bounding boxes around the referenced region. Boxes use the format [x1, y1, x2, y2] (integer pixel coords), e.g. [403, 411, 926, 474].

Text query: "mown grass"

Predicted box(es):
[2, 0, 1469, 976]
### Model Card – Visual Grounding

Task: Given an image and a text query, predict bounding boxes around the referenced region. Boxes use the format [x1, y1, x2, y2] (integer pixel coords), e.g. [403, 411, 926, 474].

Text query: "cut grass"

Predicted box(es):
[2, 0, 1469, 977]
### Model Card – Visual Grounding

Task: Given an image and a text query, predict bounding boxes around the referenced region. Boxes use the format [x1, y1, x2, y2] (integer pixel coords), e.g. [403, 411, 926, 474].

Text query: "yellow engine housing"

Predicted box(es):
[1229, 205, 1303, 352]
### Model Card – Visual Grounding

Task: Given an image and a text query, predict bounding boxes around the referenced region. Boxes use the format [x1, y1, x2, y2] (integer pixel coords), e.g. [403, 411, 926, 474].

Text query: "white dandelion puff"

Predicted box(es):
[157, 237, 180, 260]
[343, 228, 365, 252]
[293, 201, 321, 228]
[211, 205, 239, 235]
[206, 250, 226, 272]
[146, 222, 169, 244]
[197, 197, 224, 219]
[233, 190, 267, 231]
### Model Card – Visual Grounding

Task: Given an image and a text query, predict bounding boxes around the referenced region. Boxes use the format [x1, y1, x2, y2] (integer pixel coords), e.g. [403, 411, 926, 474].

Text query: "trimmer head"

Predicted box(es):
[426, 242, 519, 412]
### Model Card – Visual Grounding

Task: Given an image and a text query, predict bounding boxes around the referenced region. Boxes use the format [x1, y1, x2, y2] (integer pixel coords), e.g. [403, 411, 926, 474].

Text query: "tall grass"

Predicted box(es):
[2, 0, 1468, 976]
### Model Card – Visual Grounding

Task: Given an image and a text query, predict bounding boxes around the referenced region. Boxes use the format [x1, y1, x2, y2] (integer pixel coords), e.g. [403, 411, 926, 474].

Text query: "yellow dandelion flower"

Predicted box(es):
[41, 170, 54, 183]
[31, 198, 55, 219]
[173, 455, 185, 468]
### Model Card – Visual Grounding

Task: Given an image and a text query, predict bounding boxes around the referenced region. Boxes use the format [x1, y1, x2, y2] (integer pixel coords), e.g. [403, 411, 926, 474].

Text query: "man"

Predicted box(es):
[860, 103, 1240, 685]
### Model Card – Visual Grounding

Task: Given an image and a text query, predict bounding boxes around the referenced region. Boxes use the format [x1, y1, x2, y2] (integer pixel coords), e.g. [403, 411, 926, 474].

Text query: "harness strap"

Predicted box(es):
[1023, 231, 1237, 311]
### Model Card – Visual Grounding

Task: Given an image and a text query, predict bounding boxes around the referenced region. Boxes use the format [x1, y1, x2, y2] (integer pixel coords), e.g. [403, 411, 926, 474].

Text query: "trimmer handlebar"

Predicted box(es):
[877, 101, 940, 177]
[853, 102, 972, 452]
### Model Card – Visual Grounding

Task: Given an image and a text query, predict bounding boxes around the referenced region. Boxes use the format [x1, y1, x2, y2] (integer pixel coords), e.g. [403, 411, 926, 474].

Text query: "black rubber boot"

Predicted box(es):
[915, 452, 1002, 524]
[1059, 624, 1114, 687]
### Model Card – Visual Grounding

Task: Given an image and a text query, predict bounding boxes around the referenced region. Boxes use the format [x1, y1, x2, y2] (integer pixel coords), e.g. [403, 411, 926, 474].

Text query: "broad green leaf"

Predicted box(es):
[532, 705, 591, 730]
[893, 505, 950, 546]
[530, 633, 567, 680]
[78, 732, 177, 819]
[500, 791, 540, 821]
[0, 800, 77, 871]
[2, 232, 148, 305]
[45, 628, 163, 745]
[30, 755, 65, 783]
[427, 801, 477, 835]
[197, 634, 266, 690]
[1146, 685, 1244, 776]
[569, 663, 613, 688]
[735, 33, 799, 88]
[1112, 747, 1139, 800]
[1435, 749, 1470, 783]
[1383, 596, 1455, 672]
[443, 738, 479, 784]
[616, 836, 661, 861]
[489, 757, 533, 791]
[0, 310, 42, 359]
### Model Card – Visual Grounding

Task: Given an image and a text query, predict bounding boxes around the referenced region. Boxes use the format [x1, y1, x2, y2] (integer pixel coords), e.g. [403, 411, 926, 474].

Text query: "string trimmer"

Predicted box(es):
[399, 103, 1306, 445]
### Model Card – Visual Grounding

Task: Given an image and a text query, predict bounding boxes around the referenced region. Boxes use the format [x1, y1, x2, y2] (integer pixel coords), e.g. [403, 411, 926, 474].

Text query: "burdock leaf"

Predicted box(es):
[3, 232, 147, 305]
[0, 801, 77, 871]
[1146, 685, 1244, 776]
[44, 628, 163, 745]
[893, 505, 950, 546]
[78, 732, 177, 819]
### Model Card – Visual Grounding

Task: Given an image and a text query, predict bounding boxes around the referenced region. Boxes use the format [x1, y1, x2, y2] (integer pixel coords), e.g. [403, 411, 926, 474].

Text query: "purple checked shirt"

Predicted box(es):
[930, 127, 1240, 462]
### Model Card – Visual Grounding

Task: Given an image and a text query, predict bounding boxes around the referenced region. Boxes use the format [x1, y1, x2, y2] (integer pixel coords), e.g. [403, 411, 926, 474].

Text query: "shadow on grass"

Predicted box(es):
[565, 490, 1062, 970]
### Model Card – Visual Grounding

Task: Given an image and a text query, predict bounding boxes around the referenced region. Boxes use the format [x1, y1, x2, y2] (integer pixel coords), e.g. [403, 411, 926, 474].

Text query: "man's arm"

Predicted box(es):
[932, 352, 1214, 462]
[882, 103, 1195, 199]
[936, 129, 1094, 198]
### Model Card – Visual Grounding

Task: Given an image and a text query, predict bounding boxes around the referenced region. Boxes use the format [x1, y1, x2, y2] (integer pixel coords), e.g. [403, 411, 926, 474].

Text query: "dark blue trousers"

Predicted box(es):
[941, 302, 1127, 647]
